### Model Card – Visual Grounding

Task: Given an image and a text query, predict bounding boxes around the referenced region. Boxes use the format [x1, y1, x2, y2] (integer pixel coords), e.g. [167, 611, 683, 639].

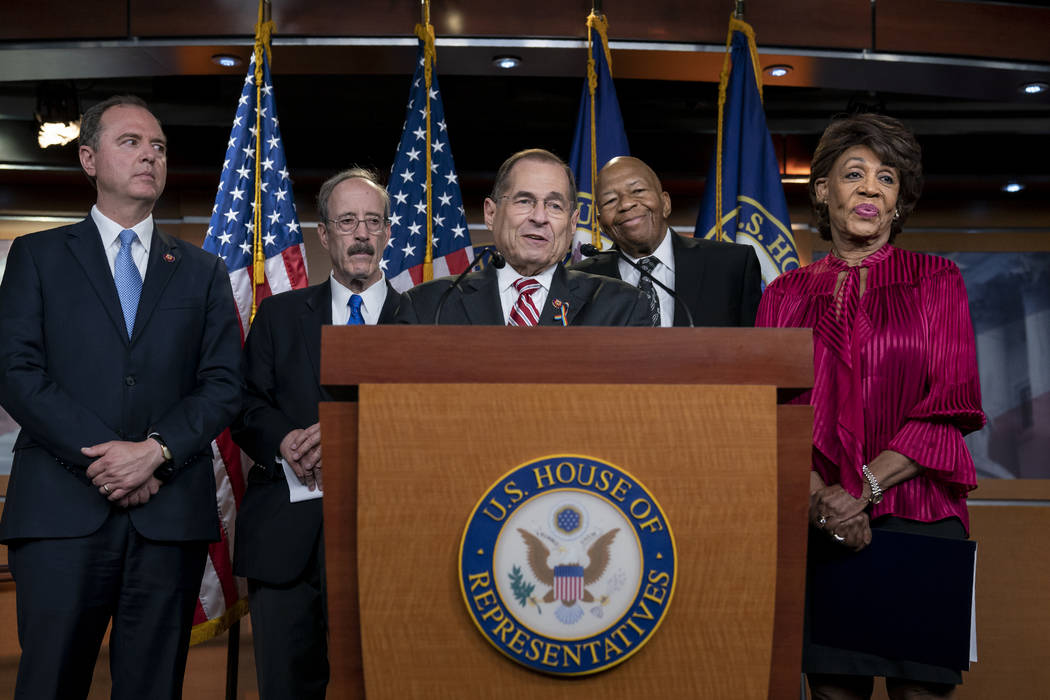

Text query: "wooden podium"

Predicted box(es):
[320, 327, 812, 699]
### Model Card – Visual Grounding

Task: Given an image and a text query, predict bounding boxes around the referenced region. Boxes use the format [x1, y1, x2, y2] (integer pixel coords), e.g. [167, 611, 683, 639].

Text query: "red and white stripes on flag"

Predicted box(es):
[194, 50, 309, 644]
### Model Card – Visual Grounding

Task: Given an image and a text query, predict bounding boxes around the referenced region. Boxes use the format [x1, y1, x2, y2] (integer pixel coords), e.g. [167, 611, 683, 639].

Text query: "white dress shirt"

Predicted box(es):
[617, 228, 676, 327]
[497, 263, 557, 325]
[91, 205, 152, 280]
[329, 274, 388, 325]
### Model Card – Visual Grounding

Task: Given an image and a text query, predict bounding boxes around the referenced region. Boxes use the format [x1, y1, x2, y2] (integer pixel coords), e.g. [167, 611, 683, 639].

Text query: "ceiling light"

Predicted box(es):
[1002, 182, 1024, 193]
[764, 65, 792, 78]
[35, 82, 80, 149]
[211, 54, 243, 68]
[493, 56, 521, 70]
[1020, 82, 1047, 95]
[38, 121, 80, 148]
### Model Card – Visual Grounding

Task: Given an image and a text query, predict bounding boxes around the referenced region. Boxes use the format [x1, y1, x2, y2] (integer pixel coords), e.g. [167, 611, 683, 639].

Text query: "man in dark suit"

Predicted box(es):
[0, 95, 241, 699]
[232, 168, 399, 699]
[572, 156, 762, 327]
[397, 148, 651, 326]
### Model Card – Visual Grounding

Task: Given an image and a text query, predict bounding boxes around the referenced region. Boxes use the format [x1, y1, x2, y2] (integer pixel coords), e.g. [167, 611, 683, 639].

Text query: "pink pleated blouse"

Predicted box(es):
[756, 245, 985, 532]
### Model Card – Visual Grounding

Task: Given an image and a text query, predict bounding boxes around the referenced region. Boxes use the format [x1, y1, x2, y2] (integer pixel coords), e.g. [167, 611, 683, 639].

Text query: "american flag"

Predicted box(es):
[195, 50, 308, 644]
[381, 38, 473, 292]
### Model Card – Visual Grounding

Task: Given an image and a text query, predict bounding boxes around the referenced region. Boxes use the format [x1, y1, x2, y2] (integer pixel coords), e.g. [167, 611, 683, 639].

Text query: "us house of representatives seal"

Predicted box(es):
[459, 455, 677, 675]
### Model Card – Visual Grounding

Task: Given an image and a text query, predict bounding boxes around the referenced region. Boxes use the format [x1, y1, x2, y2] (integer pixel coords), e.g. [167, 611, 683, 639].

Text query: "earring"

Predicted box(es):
[893, 208, 901, 220]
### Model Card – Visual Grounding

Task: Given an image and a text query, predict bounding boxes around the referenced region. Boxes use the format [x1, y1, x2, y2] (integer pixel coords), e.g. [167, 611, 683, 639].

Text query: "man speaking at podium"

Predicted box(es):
[396, 148, 652, 326]
[233, 168, 399, 700]
[573, 156, 761, 327]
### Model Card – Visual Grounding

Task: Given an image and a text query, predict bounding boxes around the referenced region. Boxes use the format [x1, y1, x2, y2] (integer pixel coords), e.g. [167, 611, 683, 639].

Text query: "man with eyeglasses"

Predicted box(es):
[396, 148, 651, 326]
[232, 168, 399, 699]
[572, 156, 762, 327]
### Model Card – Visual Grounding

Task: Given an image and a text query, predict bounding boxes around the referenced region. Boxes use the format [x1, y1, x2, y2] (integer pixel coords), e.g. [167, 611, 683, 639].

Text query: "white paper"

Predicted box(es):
[281, 458, 323, 502]
[970, 543, 978, 663]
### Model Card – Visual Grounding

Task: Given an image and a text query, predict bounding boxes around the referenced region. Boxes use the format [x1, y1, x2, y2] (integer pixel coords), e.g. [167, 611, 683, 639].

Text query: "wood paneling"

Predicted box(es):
[355, 383, 779, 698]
[322, 327, 814, 390]
[320, 401, 365, 698]
[961, 506, 1050, 696]
[0, 3, 128, 40]
[771, 404, 813, 698]
[0, 0, 1039, 66]
[879, 0, 1050, 63]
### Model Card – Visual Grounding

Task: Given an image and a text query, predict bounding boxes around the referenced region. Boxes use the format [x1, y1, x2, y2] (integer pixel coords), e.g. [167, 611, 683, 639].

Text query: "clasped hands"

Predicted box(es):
[82, 439, 164, 508]
[281, 423, 322, 491]
[810, 484, 872, 552]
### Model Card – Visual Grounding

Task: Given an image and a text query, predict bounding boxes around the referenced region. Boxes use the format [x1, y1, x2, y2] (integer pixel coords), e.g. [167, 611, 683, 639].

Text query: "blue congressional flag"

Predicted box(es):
[203, 51, 307, 336]
[695, 19, 799, 285]
[568, 12, 630, 259]
[382, 37, 473, 292]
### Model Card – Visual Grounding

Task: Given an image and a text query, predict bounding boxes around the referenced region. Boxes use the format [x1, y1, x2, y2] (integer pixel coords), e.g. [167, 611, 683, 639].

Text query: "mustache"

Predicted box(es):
[346, 243, 375, 256]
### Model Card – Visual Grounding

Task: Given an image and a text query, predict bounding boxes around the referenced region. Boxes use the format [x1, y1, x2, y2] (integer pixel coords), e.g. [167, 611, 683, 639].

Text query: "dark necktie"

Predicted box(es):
[637, 256, 661, 327]
[115, 229, 142, 339]
[347, 294, 365, 325]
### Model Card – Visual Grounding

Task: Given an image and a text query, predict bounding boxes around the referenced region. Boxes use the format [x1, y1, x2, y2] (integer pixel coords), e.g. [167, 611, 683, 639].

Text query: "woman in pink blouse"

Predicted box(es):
[757, 113, 984, 700]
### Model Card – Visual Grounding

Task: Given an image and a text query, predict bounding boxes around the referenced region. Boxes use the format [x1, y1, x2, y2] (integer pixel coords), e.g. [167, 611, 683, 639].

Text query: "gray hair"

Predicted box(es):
[490, 148, 576, 207]
[316, 167, 390, 223]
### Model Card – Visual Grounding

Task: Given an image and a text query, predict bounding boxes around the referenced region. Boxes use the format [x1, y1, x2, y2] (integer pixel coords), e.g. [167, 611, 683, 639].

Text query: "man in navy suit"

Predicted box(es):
[232, 168, 399, 699]
[0, 95, 241, 699]
[396, 148, 651, 326]
[572, 156, 762, 327]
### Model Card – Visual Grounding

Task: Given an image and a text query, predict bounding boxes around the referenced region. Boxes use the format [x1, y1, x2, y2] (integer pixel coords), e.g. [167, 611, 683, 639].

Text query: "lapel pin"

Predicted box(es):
[163, 252, 175, 262]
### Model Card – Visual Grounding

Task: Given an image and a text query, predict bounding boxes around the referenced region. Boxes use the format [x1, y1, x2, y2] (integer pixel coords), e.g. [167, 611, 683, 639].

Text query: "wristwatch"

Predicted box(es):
[148, 432, 176, 483]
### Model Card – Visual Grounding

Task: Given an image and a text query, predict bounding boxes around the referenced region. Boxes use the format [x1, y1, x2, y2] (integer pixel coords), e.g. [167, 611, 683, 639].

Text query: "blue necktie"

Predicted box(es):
[347, 294, 365, 325]
[115, 229, 142, 339]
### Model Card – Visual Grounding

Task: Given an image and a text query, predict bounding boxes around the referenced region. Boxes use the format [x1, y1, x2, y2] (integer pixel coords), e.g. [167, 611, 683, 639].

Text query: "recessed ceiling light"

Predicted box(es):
[493, 56, 521, 70]
[1002, 182, 1025, 193]
[211, 54, 243, 68]
[764, 65, 792, 78]
[1021, 81, 1047, 95]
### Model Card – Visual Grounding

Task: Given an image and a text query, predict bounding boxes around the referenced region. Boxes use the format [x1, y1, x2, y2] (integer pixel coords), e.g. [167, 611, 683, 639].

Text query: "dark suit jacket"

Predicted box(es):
[571, 230, 762, 327]
[395, 263, 652, 326]
[232, 279, 399, 584]
[0, 217, 241, 543]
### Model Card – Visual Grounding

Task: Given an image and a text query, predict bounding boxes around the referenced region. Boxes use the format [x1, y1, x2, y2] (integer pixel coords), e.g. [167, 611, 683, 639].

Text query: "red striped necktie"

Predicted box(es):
[508, 277, 542, 326]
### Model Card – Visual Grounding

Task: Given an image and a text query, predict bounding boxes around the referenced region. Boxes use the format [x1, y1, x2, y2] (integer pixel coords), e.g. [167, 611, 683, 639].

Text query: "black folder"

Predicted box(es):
[807, 528, 976, 670]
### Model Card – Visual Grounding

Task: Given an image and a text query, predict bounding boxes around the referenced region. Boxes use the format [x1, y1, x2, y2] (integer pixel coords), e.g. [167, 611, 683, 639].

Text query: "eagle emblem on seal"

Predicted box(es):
[517, 527, 619, 624]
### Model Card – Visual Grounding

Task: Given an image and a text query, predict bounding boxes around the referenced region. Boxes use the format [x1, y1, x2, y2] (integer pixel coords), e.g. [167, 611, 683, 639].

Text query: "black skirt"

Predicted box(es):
[802, 515, 969, 685]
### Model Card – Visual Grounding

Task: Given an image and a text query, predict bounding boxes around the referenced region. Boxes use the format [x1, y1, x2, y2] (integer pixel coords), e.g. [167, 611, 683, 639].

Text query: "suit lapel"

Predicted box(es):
[539, 265, 581, 326]
[301, 281, 331, 388]
[377, 280, 400, 323]
[460, 266, 504, 325]
[132, 227, 180, 342]
[671, 230, 704, 327]
[65, 218, 129, 342]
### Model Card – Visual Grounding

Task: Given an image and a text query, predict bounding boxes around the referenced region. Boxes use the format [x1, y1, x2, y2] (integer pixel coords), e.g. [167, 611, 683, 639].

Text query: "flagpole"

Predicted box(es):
[251, 0, 274, 321]
[715, 5, 763, 243]
[585, 5, 613, 249]
[418, 0, 436, 282]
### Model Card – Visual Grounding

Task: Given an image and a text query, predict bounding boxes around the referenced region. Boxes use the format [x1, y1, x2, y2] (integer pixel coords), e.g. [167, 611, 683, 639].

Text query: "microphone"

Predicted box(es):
[433, 247, 505, 324]
[579, 244, 695, 328]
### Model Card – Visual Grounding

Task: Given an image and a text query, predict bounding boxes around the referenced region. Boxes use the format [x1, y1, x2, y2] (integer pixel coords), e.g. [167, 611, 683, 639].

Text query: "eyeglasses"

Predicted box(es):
[497, 195, 571, 219]
[325, 214, 389, 235]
